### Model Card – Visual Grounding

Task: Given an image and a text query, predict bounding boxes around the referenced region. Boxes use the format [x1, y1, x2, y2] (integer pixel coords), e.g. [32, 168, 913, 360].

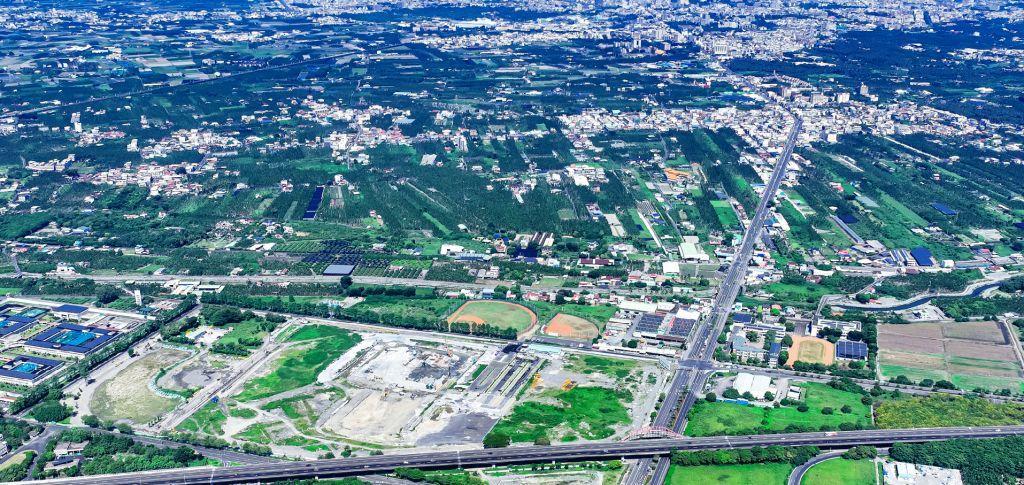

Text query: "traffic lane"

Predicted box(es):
[33, 426, 1024, 484]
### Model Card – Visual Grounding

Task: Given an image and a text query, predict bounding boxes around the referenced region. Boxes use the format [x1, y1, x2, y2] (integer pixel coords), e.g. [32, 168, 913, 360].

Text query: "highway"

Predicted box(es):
[30, 426, 1024, 484]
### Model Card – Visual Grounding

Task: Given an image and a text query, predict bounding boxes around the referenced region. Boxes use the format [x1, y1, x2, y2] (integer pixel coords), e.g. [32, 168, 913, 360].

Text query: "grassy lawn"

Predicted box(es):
[487, 386, 632, 443]
[875, 394, 1024, 429]
[802, 458, 876, 485]
[710, 200, 740, 227]
[667, 463, 792, 485]
[686, 383, 872, 436]
[235, 326, 361, 401]
[565, 354, 638, 380]
[91, 348, 190, 424]
[177, 401, 227, 435]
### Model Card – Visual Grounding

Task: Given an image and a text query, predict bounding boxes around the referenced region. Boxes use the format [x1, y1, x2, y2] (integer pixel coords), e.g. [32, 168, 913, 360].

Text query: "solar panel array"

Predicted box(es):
[667, 317, 696, 338]
[836, 340, 868, 359]
[299, 240, 390, 268]
[636, 313, 663, 334]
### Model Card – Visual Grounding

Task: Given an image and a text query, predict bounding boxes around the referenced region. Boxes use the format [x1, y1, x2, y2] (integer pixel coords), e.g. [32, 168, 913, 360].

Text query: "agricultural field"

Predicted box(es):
[89, 347, 192, 425]
[666, 463, 793, 485]
[877, 321, 1024, 392]
[447, 300, 538, 333]
[686, 382, 872, 436]
[786, 336, 835, 366]
[801, 458, 878, 485]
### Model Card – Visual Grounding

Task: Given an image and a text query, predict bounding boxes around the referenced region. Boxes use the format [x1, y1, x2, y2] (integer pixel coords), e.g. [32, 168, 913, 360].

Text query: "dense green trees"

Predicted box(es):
[890, 436, 1024, 485]
[670, 445, 821, 467]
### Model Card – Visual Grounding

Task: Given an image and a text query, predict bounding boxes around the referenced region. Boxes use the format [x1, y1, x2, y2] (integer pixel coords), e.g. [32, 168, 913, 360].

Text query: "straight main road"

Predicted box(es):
[626, 111, 804, 485]
[30, 426, 1024, 485]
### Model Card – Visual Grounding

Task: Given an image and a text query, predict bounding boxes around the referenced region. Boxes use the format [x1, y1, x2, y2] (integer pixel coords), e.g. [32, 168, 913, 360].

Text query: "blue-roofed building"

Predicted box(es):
[0, 317, 35, 337]
[835, 340, 868, 361]
[53, 304, 88, 321]
[25, 322, 119, 359]
[910, 247, 934, 267]
[0, 355, 64, 386]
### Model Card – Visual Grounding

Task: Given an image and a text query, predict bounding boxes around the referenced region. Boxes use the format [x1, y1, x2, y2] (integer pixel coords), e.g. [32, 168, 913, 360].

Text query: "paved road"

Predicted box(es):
[787, 451, 846, 485]
[629, 106, 804, 485]
[29, 426, 1024, 484]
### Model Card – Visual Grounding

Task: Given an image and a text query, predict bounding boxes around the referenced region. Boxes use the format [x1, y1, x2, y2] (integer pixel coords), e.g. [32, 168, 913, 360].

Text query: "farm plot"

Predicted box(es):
[878, 322, 1024, 392]
[91, 347, 191, 425]
[447, 301, 538, 333]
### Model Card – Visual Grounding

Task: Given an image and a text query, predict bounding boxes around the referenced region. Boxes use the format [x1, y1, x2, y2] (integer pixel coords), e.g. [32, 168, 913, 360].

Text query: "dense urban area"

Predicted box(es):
[1, 0, 1024, 484]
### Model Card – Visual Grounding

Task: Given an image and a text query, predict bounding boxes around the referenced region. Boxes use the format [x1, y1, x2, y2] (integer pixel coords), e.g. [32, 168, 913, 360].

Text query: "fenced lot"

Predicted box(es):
[878, 321, 1024, 392]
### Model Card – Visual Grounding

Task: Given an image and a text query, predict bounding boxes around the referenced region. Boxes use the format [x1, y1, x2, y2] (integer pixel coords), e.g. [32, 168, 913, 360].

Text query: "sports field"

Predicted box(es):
[877, 321, 1024, 392]
[786, 335, 835, 366]
[544, 313, 599, 341]
[447, 300, 537, 332]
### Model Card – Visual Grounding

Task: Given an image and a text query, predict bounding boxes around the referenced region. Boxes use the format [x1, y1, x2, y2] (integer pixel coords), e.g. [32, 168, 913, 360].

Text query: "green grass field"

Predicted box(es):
[875, 394, 1024, 429]
[667, 463, 792, 485]
[177, 401, 227, 436]
[447, 300, 536, 331]
[565, 355, 638, 380]
[486, 386, 632, 443]
[710, 200, 740, 228]
[686, 383, 872, 436]
[801, 458, 876, 485]
[235, 325, 361, 401]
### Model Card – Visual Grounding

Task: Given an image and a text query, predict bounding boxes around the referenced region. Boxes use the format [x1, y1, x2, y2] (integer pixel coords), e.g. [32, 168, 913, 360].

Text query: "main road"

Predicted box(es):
[31, 426, 1024, 484]
[626, 106, 804, 484]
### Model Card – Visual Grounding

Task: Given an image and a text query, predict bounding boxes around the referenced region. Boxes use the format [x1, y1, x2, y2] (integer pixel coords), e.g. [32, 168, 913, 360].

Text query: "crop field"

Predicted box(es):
[667, 463, 793, 485]
[447, 300, 537, 333]
[686, 382, 872, 436]
[543, 313, 599, 341]
[91, 347, 191, 425]
[877, 322, 1024, 392]
[786, 335, 835, 366]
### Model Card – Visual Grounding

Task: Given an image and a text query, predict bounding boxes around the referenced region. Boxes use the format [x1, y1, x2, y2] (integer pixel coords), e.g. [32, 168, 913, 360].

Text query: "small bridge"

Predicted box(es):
[621, 426, 685, 441]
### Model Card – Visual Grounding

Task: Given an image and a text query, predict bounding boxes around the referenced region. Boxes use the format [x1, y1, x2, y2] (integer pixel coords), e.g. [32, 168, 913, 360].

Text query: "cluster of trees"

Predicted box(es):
[670, 445, 821, 467]
[890, 436, 1024, 485]
[393, 467, 485, 485]
[34, 429, 209, 479]
[202, 291, 519, 340]
[876, 270, 982, 300]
